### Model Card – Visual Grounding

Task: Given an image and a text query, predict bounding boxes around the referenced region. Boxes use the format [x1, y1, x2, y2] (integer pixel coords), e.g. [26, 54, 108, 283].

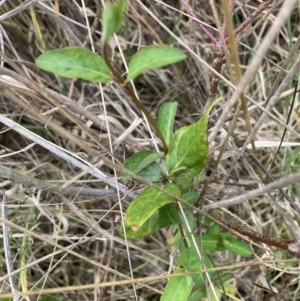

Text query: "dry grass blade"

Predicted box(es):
[1, 190, 19, 301]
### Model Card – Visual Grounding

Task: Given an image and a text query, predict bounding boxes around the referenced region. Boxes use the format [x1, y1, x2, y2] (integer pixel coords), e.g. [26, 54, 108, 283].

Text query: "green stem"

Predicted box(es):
[102, 43, 168, 155]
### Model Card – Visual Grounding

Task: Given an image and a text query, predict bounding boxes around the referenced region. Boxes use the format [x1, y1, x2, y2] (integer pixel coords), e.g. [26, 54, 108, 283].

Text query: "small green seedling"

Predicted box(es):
[35, 2, 251, 300]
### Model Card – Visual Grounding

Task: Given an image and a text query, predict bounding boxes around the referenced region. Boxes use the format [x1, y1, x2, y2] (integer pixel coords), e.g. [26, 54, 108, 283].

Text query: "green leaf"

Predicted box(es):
[184, 234, 218, 255]
[170, 167, 201, 190]
[36, 47, 112, 83]
[126, 45, 186, 82]
[201, 233, 219, 252]
[135, 152, 164, 174]
[161, 269, 193, 301]
[122, 203, 180, 238]
[187, 290, 203, 301]
[102, 1, 127, 42]
[194, 169, 205, 187]
[166, 97, 222, 176]
[166, 115, 208, 174]
[158, 203, 181, 227]
[201, 216, 213, 227]
[223, 239, 252, 257]
[176, 247, 215, 288]
[207, 223, 221, 236]
[122, 150, 164, 182]
[176, 247, 203, 273]
[125, 183, 180, 232]
[158, 102, 178, 146]
[217, 233, 236, 251]
[219, 232, 237, 242]
[182, 191, 199, 205]
[121, 210, 159, 238]
[136, 162, 164, 182]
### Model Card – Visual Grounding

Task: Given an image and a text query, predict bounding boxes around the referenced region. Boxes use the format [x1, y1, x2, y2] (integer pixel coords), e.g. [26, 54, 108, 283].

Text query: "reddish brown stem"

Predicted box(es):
[179, 0, 218, 45]
[208, 48, 224, 98]
[225, 0, 273, 44]
[209, 209, 296, 252]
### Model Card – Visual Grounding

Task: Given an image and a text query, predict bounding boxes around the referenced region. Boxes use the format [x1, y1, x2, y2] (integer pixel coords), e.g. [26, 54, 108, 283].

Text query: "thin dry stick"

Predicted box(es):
[179, 0, 218, 45]
[0, 165, 116, 197]
[221, 0, 257, 154]
[203, 169, 300, 211]
[83, 0, 101, 46]
[221, 0, 236, 37]
[1, 190, 20, 301]
[98, 199, 115, 301]
[226, 0, 273, 44]
[0, 0, 36, 21]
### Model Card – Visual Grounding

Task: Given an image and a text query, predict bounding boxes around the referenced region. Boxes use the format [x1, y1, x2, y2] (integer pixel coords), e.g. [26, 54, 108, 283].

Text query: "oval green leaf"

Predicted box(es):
[170, 167, 201, 190]
[223, 239, 252, 257]
[207, 223, 221, 236]
[121, 203, 180, 238]
[161, 269, 193, 301]
[166, 117, 208, 175]
[102, 1, 127, 42]
[126, 45, 186, 82]
[125, 183, 180, 231]
[182, 191, 199, 205]
[176, 247, 213, 273]
[165, 97, 222, 175]
[36, 47, 112, 83]
[122, 150, 164, 182]
[121, 210, 159, 239]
